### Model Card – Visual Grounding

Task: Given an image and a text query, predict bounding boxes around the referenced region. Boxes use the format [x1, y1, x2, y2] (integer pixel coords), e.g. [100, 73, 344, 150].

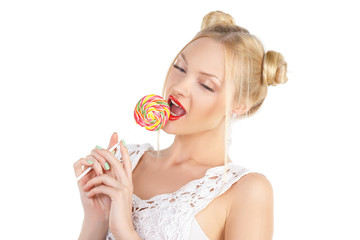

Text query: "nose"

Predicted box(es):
[171, 75, 190, 99]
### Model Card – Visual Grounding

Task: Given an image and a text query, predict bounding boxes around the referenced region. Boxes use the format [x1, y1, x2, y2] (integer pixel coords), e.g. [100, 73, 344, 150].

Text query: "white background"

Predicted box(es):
[1, 0, 359, 239]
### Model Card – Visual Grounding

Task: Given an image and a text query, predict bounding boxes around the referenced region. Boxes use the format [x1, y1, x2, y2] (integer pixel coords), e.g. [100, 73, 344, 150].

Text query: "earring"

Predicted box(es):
[226, 113, 236, 146]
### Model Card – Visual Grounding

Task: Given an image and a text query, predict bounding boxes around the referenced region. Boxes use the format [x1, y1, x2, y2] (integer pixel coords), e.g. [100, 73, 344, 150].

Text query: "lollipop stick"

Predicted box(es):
[76, 142, 120, 182]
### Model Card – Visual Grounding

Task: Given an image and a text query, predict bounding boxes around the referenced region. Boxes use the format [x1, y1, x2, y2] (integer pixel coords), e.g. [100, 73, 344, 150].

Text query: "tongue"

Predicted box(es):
[170, 104, 186, 116]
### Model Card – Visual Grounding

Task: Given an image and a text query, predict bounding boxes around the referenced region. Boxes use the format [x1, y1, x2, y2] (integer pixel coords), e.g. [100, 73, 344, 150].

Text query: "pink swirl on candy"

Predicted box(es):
[134, 94, 170, 131]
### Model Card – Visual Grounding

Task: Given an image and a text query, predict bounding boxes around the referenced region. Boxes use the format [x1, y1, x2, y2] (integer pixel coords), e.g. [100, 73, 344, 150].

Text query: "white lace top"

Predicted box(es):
[106, 143, 258, 240]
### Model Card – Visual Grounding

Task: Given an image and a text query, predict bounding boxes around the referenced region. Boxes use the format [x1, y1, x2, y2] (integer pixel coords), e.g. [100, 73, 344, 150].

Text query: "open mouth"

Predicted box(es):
[168, 95, 186, 120]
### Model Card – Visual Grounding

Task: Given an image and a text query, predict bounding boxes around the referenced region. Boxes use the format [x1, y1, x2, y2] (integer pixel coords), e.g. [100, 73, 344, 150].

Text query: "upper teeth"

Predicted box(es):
[171, 99, 180, 107]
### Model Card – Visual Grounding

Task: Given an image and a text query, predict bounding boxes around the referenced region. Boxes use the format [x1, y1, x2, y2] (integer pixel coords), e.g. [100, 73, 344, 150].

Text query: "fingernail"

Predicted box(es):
[95, 145, 103, 149]
[87, 160, 93, 164]
[104, 162, 110, 170]
[121, 139, 126, 147]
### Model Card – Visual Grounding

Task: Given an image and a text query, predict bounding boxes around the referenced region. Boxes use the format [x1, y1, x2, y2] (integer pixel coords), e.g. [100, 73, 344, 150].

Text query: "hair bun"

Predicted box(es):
[201, 10, 236, 30]
[262, 50, 288, 86]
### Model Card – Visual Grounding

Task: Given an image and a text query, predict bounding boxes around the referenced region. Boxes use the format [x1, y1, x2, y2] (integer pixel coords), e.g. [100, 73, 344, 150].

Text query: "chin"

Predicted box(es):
[162, 122, 187, 136]
[161, 122, 175, 134]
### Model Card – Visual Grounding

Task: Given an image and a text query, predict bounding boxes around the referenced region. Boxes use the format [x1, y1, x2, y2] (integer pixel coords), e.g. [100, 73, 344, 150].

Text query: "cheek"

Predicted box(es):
[194, 96, 223, 117]
[204, 95, 226, 118]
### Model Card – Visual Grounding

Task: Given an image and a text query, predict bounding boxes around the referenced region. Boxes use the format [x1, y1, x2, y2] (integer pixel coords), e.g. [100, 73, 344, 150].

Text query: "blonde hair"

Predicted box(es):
[156, 10, 288, 195]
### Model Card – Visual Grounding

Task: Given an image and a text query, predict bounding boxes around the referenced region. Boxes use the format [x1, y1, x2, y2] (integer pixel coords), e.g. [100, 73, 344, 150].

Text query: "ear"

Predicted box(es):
[232, 104, 251, 117]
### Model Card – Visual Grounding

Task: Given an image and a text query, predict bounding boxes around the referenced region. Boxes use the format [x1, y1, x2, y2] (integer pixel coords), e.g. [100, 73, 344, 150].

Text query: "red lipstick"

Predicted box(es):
[168, 95, 187, 121]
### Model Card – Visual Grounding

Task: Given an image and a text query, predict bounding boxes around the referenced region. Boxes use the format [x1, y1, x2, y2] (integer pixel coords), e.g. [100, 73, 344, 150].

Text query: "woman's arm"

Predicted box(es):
[224, 173, 274, 240]
[116, 230, 142, 240]
[78, 217, 109, 240]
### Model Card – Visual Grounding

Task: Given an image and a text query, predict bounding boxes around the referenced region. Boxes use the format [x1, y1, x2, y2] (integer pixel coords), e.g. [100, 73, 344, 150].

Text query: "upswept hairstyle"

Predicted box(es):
[156, 10, 288, 193]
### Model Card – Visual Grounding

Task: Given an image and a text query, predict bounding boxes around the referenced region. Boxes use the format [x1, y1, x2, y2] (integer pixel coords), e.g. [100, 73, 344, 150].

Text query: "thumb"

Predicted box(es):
[107, 132, 118, 150]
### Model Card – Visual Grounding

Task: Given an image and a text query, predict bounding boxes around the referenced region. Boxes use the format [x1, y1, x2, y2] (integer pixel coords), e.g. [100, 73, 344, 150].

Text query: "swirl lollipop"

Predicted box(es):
[134, 94, 170, 131]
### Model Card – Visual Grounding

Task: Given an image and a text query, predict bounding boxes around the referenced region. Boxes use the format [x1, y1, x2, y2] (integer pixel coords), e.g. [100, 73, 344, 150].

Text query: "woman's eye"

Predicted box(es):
[173, 64, 214, 92]
[201, 84, 214, 92]
[173, 64, 186, 73]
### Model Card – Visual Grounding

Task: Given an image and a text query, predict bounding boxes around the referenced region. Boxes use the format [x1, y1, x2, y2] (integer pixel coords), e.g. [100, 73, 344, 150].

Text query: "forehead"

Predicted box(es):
[180, 37, 225, 83]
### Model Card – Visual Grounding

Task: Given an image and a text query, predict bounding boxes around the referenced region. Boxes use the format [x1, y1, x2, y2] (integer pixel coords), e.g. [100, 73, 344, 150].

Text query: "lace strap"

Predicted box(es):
[190, 166, 258, 214]
[113, 143, 154, 171]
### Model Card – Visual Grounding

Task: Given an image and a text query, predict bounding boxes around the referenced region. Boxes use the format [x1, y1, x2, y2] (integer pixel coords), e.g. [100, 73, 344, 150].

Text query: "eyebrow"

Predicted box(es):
[180, 53, 222, 86]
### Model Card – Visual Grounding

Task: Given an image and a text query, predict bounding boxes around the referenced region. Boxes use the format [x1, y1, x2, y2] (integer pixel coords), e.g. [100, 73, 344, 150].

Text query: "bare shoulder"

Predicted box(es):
[225, 172, 274, 239]
[232, 172, 273, 200]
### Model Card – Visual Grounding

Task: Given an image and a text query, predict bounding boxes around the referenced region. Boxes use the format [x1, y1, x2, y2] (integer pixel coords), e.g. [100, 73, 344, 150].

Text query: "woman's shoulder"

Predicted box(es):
[233, 171, 272, 192]
[229, 169, 273, 207]
[225, 170, 273, 237]
[222, 163, 272, 204]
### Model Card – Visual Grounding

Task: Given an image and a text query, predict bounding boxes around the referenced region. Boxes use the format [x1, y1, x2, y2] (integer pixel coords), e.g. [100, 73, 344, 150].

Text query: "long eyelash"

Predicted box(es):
[173, 64, 214, 92]
[173, 64, 186, 73]
[201, 84, 214, 92]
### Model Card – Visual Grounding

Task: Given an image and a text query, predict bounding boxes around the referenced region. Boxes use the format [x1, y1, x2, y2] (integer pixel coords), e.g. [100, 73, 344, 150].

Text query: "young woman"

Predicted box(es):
[74, 10, 288, 240]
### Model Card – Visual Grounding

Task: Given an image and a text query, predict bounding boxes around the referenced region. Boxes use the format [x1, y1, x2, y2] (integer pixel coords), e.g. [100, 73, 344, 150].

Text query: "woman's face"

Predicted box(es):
[163, 37, 226, 135]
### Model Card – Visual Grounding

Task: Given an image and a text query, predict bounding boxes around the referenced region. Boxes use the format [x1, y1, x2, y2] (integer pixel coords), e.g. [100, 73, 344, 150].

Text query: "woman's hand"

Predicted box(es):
[82, 137, 136, 240]
[73, 132, 119, 223]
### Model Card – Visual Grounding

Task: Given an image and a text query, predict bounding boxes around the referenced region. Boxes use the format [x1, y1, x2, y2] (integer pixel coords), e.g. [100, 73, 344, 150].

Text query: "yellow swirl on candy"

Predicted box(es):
[134, 94, 170, 131]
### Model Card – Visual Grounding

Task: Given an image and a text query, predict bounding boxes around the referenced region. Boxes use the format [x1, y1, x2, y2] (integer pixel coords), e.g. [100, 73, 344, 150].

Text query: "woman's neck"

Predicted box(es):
[158, 121, 231, 168]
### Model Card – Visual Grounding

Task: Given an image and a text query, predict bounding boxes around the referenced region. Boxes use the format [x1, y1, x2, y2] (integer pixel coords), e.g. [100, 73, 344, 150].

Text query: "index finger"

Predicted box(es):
[118, 140, 132, 180]
[94, 146, 131, 187]
[95, 140, 131, 179]
[107, 132, 118, 152]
